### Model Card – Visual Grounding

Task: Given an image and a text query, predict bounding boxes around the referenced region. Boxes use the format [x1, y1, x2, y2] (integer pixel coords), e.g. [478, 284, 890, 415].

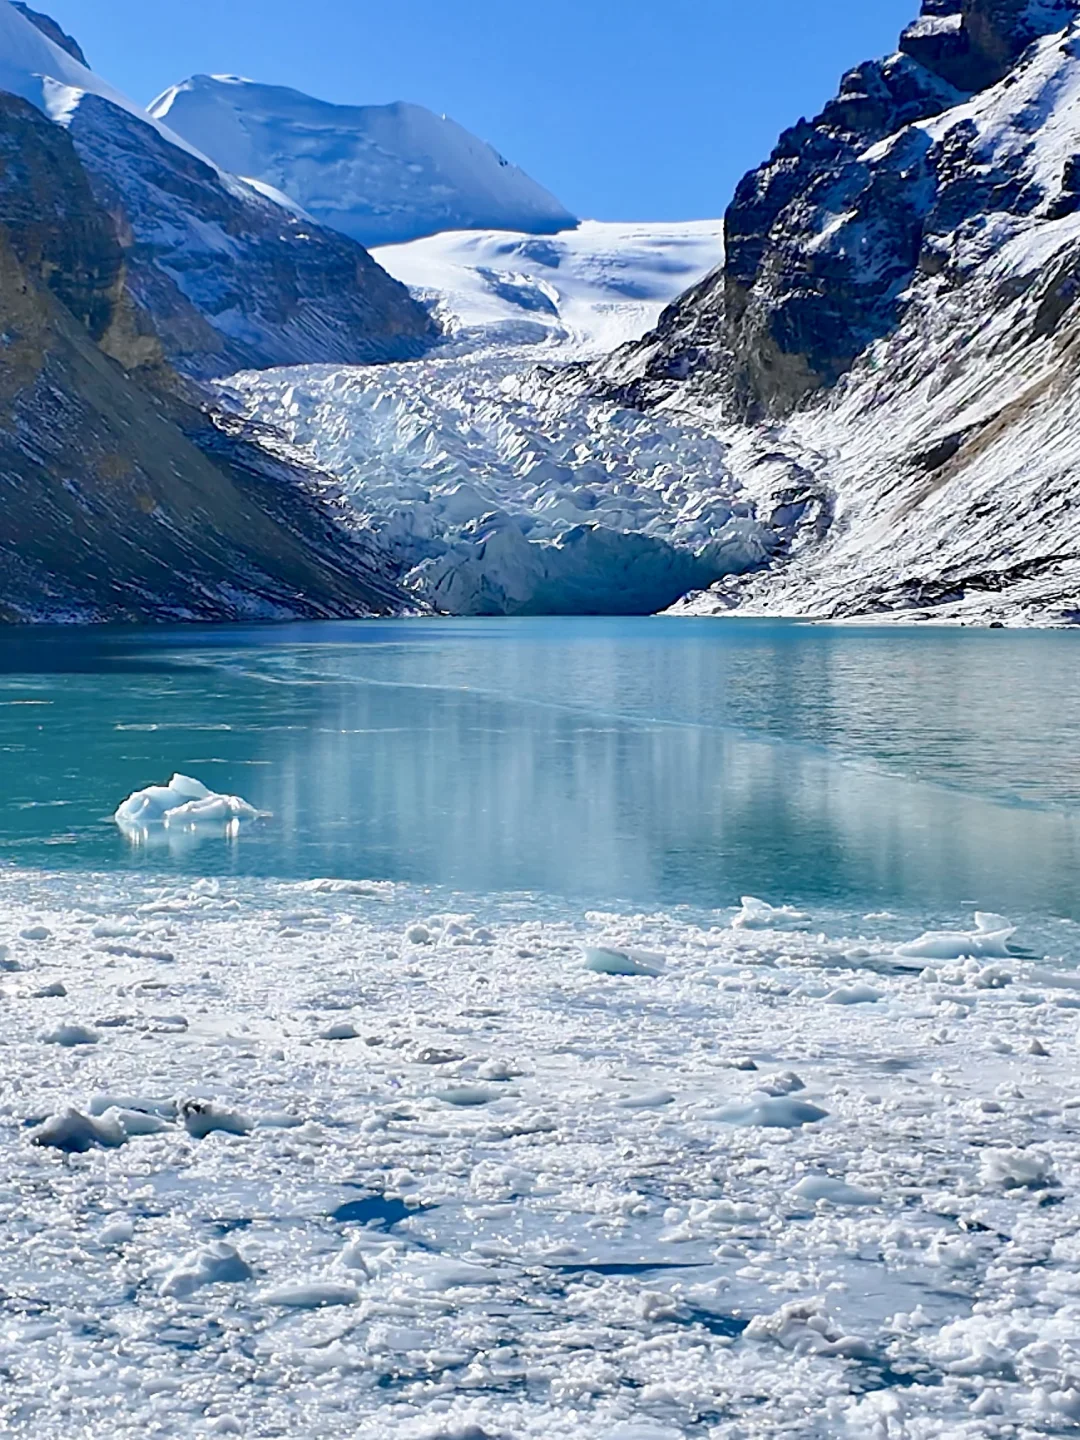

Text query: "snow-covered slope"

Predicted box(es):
[150, 75, 578, 248]
[590, 0, 1080, 625]
[373, 221, 725, 357]
[0, 0, 205, 157]
[0, 0, 436, 377]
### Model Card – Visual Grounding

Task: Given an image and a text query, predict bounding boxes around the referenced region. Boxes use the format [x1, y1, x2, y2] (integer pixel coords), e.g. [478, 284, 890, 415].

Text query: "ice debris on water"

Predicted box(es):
[584, 945, 665, 977]
[31, 1107, 129, 1153]
[160, 1242, 253, 1298]
[114, 774, 260, 835]
[712, 1096, 829, 1128]
[979, 1148, 1058, 1191]
[897, 912, 1019, 962]
[179, 1099, 252, 1139]
[732, 898, 812, 931]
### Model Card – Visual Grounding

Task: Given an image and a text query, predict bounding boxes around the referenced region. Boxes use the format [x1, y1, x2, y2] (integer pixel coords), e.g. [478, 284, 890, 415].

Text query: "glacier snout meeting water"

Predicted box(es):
[221, 221, 760, 617]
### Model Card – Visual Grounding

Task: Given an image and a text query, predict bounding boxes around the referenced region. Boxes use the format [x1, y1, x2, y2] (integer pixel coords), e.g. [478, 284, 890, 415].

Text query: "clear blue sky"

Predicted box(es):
[40, 0, 918, 220]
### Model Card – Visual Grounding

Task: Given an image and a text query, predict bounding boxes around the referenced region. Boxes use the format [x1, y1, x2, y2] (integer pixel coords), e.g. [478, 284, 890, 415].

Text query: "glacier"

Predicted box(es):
[219, 220, 775, 617]
[150, 74, 579, 248]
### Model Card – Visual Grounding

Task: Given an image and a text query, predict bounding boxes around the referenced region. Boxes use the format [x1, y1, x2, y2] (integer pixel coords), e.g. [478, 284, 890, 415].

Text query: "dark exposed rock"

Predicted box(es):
[0, 93, 416, 623]
[63, 93, 438, 379]
[11, 3, 87, 66]
[600, 0, 1080, 421]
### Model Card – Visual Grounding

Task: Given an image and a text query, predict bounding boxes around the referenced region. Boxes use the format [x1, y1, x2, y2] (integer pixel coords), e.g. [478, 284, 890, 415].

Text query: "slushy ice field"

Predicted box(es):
[2, 618, 1080, 1439]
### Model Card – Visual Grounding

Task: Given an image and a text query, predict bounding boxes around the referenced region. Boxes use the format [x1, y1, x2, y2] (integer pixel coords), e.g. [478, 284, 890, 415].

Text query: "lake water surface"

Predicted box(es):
[1, 617, 1078, 921]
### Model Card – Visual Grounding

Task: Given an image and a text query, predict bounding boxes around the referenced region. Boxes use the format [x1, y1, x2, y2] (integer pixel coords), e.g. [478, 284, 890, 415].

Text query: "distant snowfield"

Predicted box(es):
[373, 220, 725, 358]
[6, 867, 1080, 1436]
[224, 219, 754, 617]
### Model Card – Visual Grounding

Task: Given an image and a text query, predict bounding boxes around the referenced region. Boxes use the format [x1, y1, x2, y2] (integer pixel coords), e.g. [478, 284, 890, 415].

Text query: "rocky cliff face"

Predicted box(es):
[0, 0, 438, 380]
[11, 1, 86, 65]
[639, 2, 1080, 624]
[604, 0, 1080, 422]
[66, 94, 439, 379]
[0, 93, 415, 623]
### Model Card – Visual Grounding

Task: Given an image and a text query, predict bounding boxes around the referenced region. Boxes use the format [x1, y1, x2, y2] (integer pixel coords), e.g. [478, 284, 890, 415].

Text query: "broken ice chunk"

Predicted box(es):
[114, 774, 260, 835]
[584, 946, 665, 977]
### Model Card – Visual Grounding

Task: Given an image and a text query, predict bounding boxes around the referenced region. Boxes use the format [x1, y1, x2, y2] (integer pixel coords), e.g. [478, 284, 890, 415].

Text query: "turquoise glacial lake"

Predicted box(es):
[1, 617, 1078, 922]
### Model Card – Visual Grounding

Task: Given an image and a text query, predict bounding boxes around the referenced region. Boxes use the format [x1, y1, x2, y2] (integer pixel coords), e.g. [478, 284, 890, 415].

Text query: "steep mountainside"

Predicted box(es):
[0, 0, 436, 378]
[11, 1, 86, 63]
[150, 75, 578, 248]
[598, 0, 1080, 624]
[0, 89, 415, 622]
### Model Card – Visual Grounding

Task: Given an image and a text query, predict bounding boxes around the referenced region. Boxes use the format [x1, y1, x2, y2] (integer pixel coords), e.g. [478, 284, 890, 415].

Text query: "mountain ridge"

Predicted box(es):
[150, 74, 578, 249]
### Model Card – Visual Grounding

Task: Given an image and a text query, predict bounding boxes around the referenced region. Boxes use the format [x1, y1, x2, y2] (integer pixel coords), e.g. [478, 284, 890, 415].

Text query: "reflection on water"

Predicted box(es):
[0, 617, 1078, 918]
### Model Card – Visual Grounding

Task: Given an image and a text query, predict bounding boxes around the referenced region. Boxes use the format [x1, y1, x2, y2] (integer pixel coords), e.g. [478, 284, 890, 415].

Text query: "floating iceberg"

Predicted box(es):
[896, 912, 1018, 962]
[114, 774, 260, 836]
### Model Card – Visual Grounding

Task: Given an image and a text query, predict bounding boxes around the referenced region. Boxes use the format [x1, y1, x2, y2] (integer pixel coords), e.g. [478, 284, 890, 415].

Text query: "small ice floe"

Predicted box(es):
[89, 1094, 178, 1121]
[979, 1148, 1058, 1191]
[31, 1107, 128, 1153]
[114, 774, 260, 837]
[711, 1096, 829, 1128]
[179, 1099, 252, 1139]
[437, 1085, 499, 1107]
[897, 913, 1019, 962]
[318, 1021, 360, 1041]
[31, 981, 67, 999]
[97, 1218, 135, 1247]
[41, 1023, 99, 1048]
[301, 878, 396, 898]
[160, 1242, 253, 1298]
[792, 1175, 880, 1206]
[732, 897, 811, 931]
[19, 924, 51, 942]
[584, 945, 665, 977]
[257, 1281, 359, 1309]
[759, 1071, 806, 1096]
[0, 943, 22, 972]
[615, 1089, 675, 1110]
[825, 983, 882, 1006]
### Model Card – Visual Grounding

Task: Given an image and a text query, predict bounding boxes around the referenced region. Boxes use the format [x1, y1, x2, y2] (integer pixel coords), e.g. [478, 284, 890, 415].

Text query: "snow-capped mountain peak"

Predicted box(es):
[0, 0, 207, 159]
[149, 73, 578, 247]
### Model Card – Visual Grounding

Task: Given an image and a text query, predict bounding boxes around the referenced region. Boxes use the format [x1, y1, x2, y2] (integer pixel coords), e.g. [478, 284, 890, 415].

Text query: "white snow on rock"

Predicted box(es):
[149, 74, 578, 248]
[0, 0, 206, 156]
[114, 774, 260, 835]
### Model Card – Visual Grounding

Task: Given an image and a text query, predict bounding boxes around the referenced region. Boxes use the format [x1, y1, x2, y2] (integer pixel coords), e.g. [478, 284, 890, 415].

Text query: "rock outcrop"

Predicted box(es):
[0, 93, 415, 622]
[11, 1, 86, 64]
[0, 0, 438, 379]
[603, 0, 1080, 422]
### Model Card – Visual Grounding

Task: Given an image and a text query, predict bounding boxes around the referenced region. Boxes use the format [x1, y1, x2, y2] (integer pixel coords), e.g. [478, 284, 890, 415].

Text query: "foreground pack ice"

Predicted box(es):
[114, 774, 259, 832]
[8, 874, 1080, 1438]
